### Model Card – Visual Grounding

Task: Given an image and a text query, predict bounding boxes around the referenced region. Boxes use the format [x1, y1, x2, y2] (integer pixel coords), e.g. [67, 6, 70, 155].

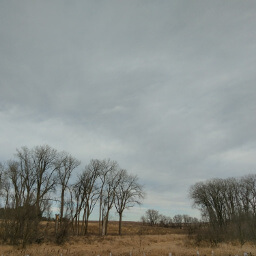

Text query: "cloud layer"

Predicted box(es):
[1, 0, 256, 220]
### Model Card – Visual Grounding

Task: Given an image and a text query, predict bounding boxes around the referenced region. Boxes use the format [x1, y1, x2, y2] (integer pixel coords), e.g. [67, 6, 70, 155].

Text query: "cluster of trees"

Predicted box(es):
[190, 175, 256, 245]
[0, 145, 144, 246]
[141, 209, 199, 228]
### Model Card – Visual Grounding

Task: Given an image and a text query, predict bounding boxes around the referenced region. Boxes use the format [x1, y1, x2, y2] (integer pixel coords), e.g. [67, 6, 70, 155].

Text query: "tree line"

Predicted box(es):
[190, 175, 256, 245]
[141, 209, 199, 228]
[0, 145, 144, 246]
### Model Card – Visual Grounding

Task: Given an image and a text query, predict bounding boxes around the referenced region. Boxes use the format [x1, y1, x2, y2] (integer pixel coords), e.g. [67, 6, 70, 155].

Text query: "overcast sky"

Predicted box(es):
[1, 0, 256, 221]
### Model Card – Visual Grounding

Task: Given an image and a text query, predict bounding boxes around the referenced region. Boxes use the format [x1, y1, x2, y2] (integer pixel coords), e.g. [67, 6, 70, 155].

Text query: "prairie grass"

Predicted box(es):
[0, 221, 255, 256]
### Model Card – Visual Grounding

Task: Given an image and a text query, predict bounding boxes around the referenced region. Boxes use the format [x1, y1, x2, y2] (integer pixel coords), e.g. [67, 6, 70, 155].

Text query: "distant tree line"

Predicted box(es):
[141, 209, 199, 228]
[190, 175, 256, 245]
[0, 145, 144, 247]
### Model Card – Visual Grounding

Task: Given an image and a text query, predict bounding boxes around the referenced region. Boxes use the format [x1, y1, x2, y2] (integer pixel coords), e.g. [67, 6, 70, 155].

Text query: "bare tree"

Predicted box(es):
[56, 152, 80, 224]
[159, 214, 172, 227]
[78, 160, 100, 235]
[190, 175, 256, 244]
[173, 214, 183, 229]
[144, 209, 160, 226]
[97, 159, 118, 235]
[0, 163, 10, 207]
[68, 159, 101, 236]
[71, 180, 83, 235]
[16, 147, 36, 208]
[32, 145, 58, 219]
[190, 179, 227, 230]
[6, 161, 23, 210]
[101, 167, 121, 235]
[0, 152, 37, 246]
[15, 145, 58, 220]
[222, 178, 239, 222]
[114, 169, 144, 235]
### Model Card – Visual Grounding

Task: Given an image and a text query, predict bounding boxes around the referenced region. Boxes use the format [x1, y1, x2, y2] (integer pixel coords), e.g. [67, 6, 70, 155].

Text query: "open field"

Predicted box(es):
[0, 221, 255, 256]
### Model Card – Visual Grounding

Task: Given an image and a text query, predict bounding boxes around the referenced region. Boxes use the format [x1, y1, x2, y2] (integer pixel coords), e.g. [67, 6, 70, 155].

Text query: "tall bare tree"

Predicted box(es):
[97, 159, 118, 235]
[80, 160, 100, 235]
[56, 152, 80, 224]
[101, 167, 121, 235]
[16, 147, 36, 208]
[190, 175, 256, 244]
[31, 145, 58, 219]
[114, 169, 144, 235]
[70, 160, 101, 235]
[13, 145, 59, 246]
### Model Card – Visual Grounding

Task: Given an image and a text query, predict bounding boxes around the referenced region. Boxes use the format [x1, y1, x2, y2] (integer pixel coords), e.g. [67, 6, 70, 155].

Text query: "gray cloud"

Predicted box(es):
[1, 0, 256, 219]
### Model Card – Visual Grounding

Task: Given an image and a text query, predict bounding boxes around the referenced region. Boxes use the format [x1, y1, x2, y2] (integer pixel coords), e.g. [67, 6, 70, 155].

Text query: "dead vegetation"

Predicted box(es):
[0, 221, 255, 256]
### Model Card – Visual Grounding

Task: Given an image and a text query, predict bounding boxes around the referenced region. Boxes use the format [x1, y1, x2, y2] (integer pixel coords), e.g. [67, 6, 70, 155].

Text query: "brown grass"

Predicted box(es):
[0, 221, 255, 256]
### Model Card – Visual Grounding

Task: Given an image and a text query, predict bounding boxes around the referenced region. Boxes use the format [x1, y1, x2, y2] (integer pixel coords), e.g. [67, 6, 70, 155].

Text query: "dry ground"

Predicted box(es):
[0, 221, 255, 256]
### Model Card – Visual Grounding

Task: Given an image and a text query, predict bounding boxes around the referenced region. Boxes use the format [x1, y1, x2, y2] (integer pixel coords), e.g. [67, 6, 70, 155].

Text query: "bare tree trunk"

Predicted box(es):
[81, 208, 85, 234]
[119, 212, 123, 235]
[99, 196, 102, 235]
[84, 215, 89, 235]
[104, 210, 112, 235]
[84, 206, 90, 235]
[75, 216, 77, 234]
[102, 216, 107, 236]
[60, 188, 65, 225]
[55, 214, 59, 234]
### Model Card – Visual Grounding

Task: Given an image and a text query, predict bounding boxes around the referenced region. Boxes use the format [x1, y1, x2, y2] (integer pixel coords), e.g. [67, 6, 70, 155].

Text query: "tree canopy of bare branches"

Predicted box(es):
[190, 175, 256, 244]
[115, 169, 144, 235]
[0, 145, 144, 246]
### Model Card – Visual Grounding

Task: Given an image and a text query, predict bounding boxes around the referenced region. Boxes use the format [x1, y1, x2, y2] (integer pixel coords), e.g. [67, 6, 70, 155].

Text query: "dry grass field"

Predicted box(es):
[0, 221, 255, 256]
